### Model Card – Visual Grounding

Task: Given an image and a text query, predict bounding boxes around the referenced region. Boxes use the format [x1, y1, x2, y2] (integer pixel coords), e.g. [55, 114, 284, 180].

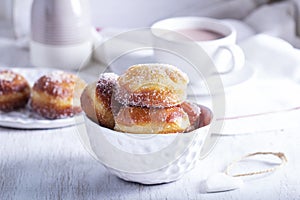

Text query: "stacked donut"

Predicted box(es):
[0, 69, 86, 119]
[81, 64, 202, 134]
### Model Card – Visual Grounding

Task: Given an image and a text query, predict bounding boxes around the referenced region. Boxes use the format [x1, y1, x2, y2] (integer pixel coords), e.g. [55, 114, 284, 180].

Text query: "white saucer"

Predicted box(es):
[221, 61, 254, 88]
[187, 62, 254, 96]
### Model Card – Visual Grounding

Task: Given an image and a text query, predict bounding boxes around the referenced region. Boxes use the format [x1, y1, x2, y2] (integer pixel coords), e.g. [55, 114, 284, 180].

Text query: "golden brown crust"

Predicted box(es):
[95, 73, 120, 129]
[80, 73, 120, 129]
[32, 71, 80, 97]
[31, 71, 86, 119]
[0, 70, 30, 111]
[114, 106, 190, 134]
[31, 90, 82, 119]
[96, 73, 120, 113]
[115, 86, 181, 108]
[115, 64, 189, 108]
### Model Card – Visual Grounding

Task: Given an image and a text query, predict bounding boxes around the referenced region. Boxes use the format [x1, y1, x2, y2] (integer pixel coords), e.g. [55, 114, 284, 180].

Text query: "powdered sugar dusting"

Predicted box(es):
[134, 63, 189, 83]
[115, 64, 188, 107]
[0, 71, 17, 82]
[115, 85, 184, 108]
[99, 73, 119, 81]
[97, 73, 119, 96]
[45, 71, 73, 83]
[120, 64, 188, 89]
[34, 71, 79, 97]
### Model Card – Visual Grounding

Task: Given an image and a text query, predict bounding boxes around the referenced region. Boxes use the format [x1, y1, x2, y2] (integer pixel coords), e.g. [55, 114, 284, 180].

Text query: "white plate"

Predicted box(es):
[0, 67, 85, 129]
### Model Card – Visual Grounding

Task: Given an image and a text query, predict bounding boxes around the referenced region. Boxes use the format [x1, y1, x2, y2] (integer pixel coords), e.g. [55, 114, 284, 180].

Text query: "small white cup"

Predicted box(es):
[151, 17, 245, 76]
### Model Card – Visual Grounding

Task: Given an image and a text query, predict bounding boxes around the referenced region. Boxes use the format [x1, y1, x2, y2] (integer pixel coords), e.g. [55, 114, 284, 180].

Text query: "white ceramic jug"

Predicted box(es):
[30, 0, 92, 69]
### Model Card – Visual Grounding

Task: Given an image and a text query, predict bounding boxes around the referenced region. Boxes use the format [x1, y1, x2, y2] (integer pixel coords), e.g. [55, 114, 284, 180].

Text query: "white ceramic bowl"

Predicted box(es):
[78, 105, 212, 184]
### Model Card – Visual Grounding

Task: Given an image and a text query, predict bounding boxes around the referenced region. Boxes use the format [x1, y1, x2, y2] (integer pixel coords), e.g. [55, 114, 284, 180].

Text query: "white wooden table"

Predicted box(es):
[1, 35, 300, 200]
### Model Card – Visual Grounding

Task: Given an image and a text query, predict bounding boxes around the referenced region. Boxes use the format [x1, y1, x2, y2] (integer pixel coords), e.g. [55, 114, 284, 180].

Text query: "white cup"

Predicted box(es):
[151, 17, 245, 76]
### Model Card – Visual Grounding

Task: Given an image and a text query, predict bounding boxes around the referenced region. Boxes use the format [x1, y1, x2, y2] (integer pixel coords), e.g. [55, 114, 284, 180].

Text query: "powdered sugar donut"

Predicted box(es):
[115, 64, 189, 108]
[31, 71, 86, 119]
[0, 70, 30, 112]
[81, 73, 120, 129]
